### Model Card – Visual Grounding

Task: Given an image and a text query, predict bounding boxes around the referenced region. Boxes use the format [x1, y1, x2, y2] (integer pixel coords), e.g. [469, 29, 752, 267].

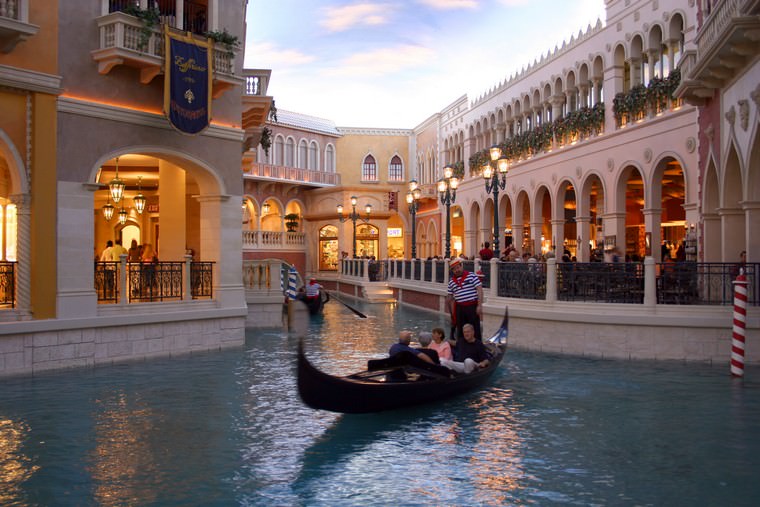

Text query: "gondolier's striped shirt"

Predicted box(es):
[447, 271, 481, 303]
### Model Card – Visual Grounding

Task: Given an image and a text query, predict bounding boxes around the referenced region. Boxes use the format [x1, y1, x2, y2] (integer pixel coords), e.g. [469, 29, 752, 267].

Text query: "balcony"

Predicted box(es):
[242, 68, 273, 143]
[242, 230, 306, 252]
[243, 162, 341, 187]
[90, 11, 243, 97]
[0, 0, 38, 53]
[676, 0, 760, 105]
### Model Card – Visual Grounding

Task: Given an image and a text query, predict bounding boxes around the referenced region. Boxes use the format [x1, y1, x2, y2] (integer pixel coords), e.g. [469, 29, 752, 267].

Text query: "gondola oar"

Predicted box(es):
[328, 291, 367, 318]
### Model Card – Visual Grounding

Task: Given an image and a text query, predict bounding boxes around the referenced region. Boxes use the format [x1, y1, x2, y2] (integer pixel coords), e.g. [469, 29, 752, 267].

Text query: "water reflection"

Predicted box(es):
[0, 418, 38, 505]
[469, 387, 529, 506]
[88, 391, 164, 506]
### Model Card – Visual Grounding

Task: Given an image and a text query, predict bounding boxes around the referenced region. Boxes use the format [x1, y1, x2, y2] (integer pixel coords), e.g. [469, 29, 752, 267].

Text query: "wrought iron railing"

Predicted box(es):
[0, 261, 16, 308]
[497, 262, 547, 300]
[558, 262, 644, 304]
[656, 262, 758, 306]
[95, 260, 214, 304]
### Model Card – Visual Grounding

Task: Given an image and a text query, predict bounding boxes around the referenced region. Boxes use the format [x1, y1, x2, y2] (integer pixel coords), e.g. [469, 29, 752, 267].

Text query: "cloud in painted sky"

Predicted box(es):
[320, 3, 394, 32]
[323, 44, 435, 76]
[417, 0, 479, 9]
[245, 41, 316, 68]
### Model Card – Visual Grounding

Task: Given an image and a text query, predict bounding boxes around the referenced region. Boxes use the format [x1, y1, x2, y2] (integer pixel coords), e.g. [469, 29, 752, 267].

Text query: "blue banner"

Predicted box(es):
[164, 30, 212, 134]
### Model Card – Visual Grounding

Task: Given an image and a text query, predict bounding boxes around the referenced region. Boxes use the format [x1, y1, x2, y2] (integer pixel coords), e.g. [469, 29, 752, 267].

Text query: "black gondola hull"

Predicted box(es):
[297, 307, 509, 413]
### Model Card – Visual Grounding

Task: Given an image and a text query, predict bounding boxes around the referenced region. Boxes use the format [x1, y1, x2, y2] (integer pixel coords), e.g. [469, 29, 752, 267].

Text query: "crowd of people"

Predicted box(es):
[98, 239, 158, 264]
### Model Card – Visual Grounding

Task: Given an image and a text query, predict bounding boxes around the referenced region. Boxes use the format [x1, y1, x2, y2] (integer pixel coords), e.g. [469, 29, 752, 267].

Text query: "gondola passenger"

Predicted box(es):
[389, 330, 435, 365]
[440, 324, 491, 374]
[429, 327, 452, 361]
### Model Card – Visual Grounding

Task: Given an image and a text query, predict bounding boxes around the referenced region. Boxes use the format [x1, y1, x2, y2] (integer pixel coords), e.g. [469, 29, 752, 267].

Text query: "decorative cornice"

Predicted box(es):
[0, 64, 62, 95]
[337, 127, 414, 136]
[57, 96, 244, 141]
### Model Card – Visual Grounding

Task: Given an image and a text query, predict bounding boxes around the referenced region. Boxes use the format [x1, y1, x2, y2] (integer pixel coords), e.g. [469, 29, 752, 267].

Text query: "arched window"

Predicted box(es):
[309, 141, 319, 170]
[356, 224, 379, 258]
[325, 145, 335, 173]
[285, 138, 295, 167]
[298, 139, 308, 169]
[319, 225, 339, 271]
[389, 155, 403, 182]
[362, 155, 377, 181]
[274, 136, 284, 166]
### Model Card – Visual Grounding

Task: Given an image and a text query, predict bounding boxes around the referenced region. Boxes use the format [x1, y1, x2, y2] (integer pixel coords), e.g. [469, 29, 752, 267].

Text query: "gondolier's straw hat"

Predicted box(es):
[449, 258, 462, 268]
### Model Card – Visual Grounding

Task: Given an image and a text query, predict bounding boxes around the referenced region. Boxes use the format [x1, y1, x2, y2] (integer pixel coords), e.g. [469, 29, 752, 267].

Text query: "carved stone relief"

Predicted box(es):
[552, 173, 557, 185]
[576, 166, 582, 178]
[653, 0, 659, 10]
[643, 148, 653, 163]
[751, 83, 760, 109]
[685, 137, 696, 153]
[738, 99, 749, 131]
[725, 106, 736, 127]
[634, 12, 640, 22]
[607, 158, 615, 172]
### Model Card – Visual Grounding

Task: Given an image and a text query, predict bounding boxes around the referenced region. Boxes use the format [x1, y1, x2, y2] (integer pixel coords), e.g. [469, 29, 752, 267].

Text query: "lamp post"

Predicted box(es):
[406, 180, 422, 259]
[438, 165, 459, 258]
[337, 196, 372, 258]
[482, 144, 509, 255]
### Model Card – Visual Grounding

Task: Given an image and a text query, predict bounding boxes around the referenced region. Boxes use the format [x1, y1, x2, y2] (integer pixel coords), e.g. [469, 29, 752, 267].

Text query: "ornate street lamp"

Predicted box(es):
[406, 179, 422, 259]
[133, 176, 147, 214]
[438, 165, 459, 258]
[337, 195, 372, 258]
[102, 197, 115, 222]
[108, 156, 125, 204]
[482, 144, 509, 254]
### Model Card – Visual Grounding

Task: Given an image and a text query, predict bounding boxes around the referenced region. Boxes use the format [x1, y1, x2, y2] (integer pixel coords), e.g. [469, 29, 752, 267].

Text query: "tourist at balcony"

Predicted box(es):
[110, 239, 128, 261]
[479, 242, 494, 261]
[99, 240, 114, 262]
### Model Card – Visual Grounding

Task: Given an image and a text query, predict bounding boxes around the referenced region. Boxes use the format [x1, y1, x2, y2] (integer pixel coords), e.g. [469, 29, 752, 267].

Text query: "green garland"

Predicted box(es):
[205, 29, 240, 58]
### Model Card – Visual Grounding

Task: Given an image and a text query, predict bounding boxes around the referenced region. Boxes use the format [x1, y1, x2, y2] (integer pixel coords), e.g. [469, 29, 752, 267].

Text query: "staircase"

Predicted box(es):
[362, 283, 395, 303]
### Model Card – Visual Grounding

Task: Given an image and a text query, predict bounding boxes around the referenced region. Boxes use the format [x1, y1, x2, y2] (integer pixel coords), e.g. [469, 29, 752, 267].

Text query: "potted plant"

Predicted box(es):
[284, 213, 300, 232]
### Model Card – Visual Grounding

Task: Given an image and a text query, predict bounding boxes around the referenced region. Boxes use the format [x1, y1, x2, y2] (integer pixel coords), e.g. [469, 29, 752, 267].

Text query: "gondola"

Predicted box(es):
[297, 306, 509, 413]
[297, 290, 330, 315]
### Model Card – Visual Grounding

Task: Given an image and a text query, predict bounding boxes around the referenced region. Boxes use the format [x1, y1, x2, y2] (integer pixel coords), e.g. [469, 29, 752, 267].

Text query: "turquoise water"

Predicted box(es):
[0, 301, 759, 506]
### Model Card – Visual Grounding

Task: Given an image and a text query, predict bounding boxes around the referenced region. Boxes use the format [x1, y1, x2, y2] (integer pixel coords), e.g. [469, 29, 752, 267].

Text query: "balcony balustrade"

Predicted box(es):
[242, 230, 306, 251]
[91, 11, 243, 96]
[242, 68, 273, 132]
[0, 0, 38, 52]
[243, 162, 341, 187]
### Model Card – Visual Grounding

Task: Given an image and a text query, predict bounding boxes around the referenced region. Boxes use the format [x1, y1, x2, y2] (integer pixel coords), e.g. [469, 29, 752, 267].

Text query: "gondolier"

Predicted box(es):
[447, 258, 483, 341]
[305, 277, 322, 301]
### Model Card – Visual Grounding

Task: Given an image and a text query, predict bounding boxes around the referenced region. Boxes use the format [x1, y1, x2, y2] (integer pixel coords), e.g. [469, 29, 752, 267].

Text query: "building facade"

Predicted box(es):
[0, 0, 269, 375]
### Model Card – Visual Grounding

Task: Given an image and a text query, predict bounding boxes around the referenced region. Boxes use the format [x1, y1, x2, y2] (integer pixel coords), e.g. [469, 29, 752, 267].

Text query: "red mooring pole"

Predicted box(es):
[731, 271, 748, 377]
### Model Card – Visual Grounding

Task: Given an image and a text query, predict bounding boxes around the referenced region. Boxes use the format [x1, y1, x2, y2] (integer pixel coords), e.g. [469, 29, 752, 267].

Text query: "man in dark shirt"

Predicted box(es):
[441, 324, 491, 373]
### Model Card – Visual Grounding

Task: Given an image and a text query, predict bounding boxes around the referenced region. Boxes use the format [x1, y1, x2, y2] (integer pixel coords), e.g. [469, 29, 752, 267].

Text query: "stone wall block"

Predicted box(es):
[59, 330, 83, 345]
[0, 337, 24, 353]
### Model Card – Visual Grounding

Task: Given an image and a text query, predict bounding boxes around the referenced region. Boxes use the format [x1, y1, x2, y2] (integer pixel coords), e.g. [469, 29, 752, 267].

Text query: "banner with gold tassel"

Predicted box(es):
[163, 28, 213, 134]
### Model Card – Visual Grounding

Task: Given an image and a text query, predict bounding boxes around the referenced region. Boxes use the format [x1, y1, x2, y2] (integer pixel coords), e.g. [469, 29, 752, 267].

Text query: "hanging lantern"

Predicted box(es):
[102, 200, 115, 221]
[118, 207, 128, 225]
[109, 157, 125, 203]
[133, 176, 146, 214]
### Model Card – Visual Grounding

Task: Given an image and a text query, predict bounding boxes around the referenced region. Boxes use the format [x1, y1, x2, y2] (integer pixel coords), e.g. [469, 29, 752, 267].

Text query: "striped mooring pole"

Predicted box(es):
[731, 271, 748, 377]
[287, 267, 298, 300]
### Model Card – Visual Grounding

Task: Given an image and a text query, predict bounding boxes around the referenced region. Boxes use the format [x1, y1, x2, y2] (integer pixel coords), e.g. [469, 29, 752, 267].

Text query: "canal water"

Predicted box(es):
[0, 300, 759, 506]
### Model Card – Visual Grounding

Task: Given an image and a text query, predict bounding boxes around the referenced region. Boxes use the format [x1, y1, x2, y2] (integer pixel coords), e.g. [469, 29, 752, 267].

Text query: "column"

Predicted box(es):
[551, 95, 564, 120]
[10, 193, 31, 317]
[551, 219, 565, 258]
[496, 122, 506, 143]
[575, 216, 591, 262]
[197, 194, 246, 311]
[719, 207, 744, 262]
[158, 160, 186, 261]
[464, 229, 477, 258]
[593, 78, 603, 105]
[743, 201, 760, 262]
[53, 184, 97, 319]
[511, 224, 524, 254]
[702, 213, 720, 262]
[642, 208, 662, 261]
[603, 212, 627, 254]
[579, 84, 589, 108]
[530, 222, 543, 256]
[545, 258, 557, 302]
[629, 57, 641, 87]
[565, 90, 576, 114]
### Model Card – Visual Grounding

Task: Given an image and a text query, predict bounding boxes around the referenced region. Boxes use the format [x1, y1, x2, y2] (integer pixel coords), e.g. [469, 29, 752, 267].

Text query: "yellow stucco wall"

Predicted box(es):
[0, 0, 58, 73]
[31, 93, 57, 318]
[336, 134, 412, 186]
